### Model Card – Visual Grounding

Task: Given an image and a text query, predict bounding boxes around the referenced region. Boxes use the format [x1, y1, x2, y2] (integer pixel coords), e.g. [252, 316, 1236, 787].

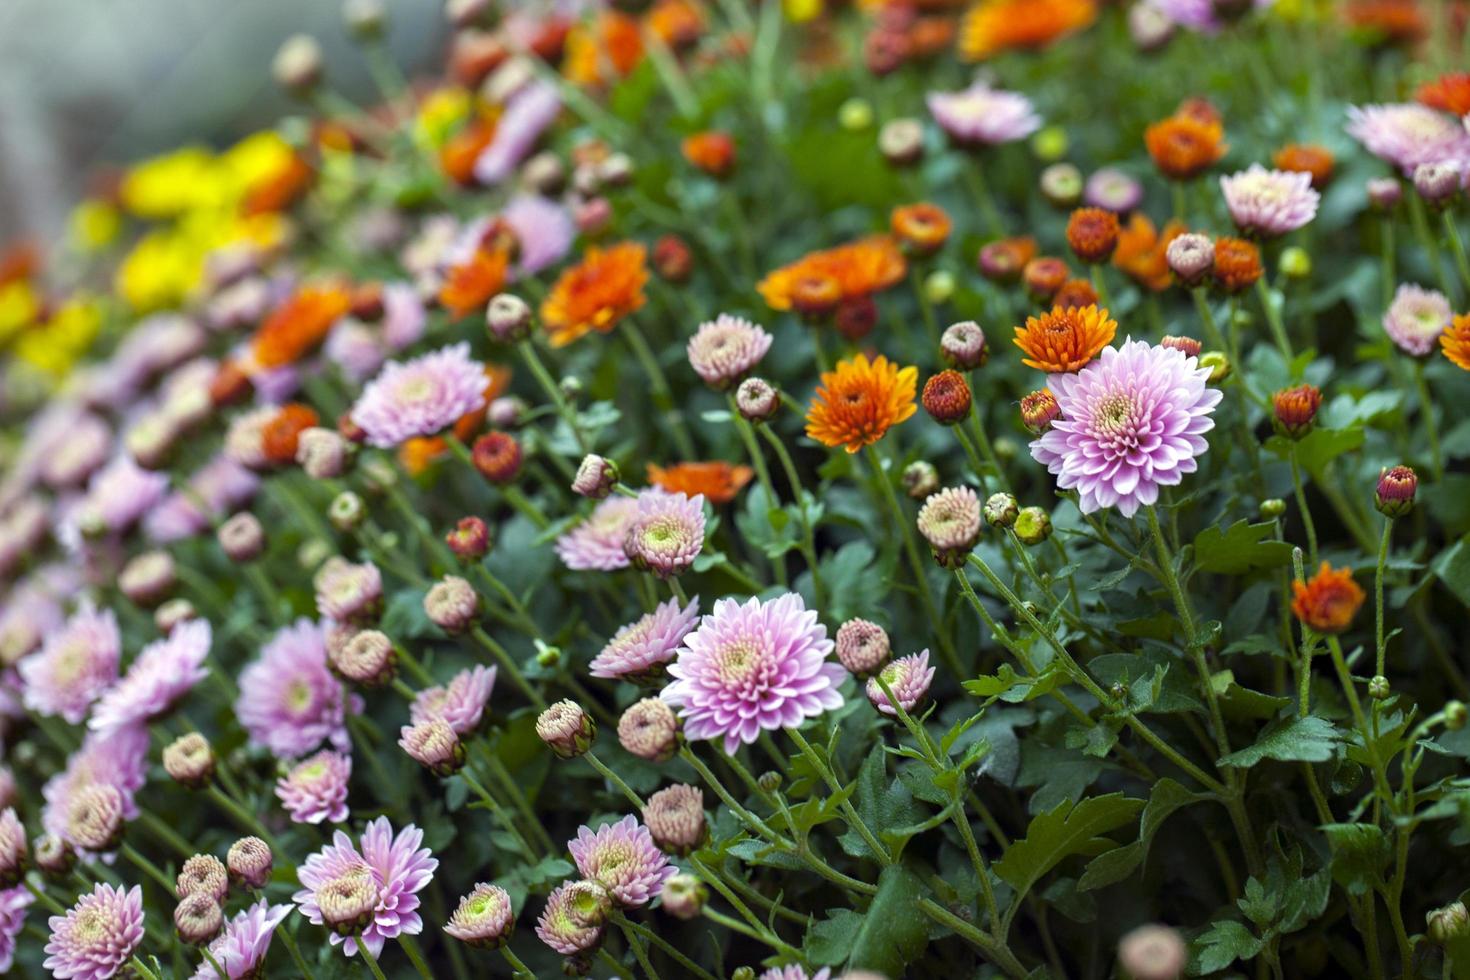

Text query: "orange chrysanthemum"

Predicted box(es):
[681, 132, 736, 178]
[757, 236, 907, 312]
[1442, 313, 1470, 371]
[1066, 207, 1120, 264]
[440, 117, 497, 186]
[400, 436, 446, 477]
[1112, 215, 1185, 292]
[439, 246, 511, 320]
[1291, 562, 1366, 635]
[540, 241, 649, 347]
[242, 153, 313, 216]
[1144, 114, 1227, 181]
[647, 0, 705, 50]
[1417, 72, 1470, 116]
[563, 12, 643, 87]
[891, 203, 952, 256]
[1273, 144, 1336, 190]
[1343, 0, 1427, 41]
[1013, 304, 1118, 372]
[1213, 237, 1262, 293]
[1053, 277, 1099, 309]
[251, 284, 351, 371]
[647, 462, 754, 505]
[805, 353, 919, 453]
[261, 404, 320, 466]
[959, 0, 1096, 61]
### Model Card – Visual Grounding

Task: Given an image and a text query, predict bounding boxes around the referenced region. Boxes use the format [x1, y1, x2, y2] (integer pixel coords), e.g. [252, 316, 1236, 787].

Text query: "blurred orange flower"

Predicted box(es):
[439, 246, 510, 319]
[1417, 72, 1470, 116]
[1112, 215, 1185, 292]
[262, 403, 320, 465]
[891, 203, 952, 256]
[251, 284, 350, 371]
[682, 132, 736, 178]
[959, 0, 1095, 60]
[805, 352, 918, 453]
[563, 12, 643, 87]
[647, 462, 754, 504]
[1145, 113, 1227, 181]
[541, 242, 649, 347]
[1291, 563, 1365, 634]
[758, 236, 907, 312]
[1442, 313, 1470, 371]
[1273, 144, 1336, 189]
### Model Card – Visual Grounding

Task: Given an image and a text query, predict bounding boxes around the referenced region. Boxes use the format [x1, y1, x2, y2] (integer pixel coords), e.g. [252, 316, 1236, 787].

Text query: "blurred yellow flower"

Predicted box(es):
[116, 229, 203, 312]
[120, 146, 226, 218]
[14, 295, 103, 379]
[784, 0, 823, 22]
[0, 280, 40, 343]
[70, 199, 123, 252]
[415, 87, 473, 148]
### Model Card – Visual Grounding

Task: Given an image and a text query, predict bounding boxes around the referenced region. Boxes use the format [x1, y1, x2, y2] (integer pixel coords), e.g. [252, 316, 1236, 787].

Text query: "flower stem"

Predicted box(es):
[1254, 277, 1294, 366]
[400, 934, 436, 980]
[1288, 452, 1320, 566]
[584, 750, 646, 810]
[517, 340, 590, 454]
[500, 945, 536, 978]
[787, 727, 891, 865]
[468, 626, 545, 709]
[359, 943, 390, 980]
[622, 914, 718, 980]
[615, 911, 662, 979]
[758, 424, 824, 606]
[622, 319, 696, 459]
[1443, 210, 1470, 294]
[1411, 360, 1444, 479]
[1374, 519, 1393, 679]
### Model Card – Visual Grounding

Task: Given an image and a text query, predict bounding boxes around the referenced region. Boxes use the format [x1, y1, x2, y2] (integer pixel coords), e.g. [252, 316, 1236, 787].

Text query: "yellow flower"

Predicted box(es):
[116, 229, 203, 312]
[70, 199, 123, 252]
[784, 0, 823, 22]
[415, 87, 473, 148]
[15, 296, 103, 379]
[0, 280, 40, 343]
[120, 146, 223, 218]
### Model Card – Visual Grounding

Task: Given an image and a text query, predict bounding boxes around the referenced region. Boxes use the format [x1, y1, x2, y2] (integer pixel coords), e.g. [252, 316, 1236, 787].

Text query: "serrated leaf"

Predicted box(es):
[846, 865, 929, 975]
[1192, 520, 1294, 574]
[1322, 823, 1390, 896]
[1190, 919, 1264, 974]
[1219, 715, 1340, 767]
[1079, 778, 1200, 890]
[994, 794, 1143, 905]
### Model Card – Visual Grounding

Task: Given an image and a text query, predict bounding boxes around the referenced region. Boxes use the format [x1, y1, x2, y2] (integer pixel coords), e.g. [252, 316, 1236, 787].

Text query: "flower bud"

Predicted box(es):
[575, 197, 613, 236]
[446, 883, 515, 948]
[227, 837, 273, 890]
[901, 460, 939, 499]
[1260, 498, 1287, 519]
[119, 550, 176, 607]
[1429, 902, 1470, 945]
[1272, 384, 1323, 438]
[1446, 701, 1468, 731]
[66, 784, 125, 852]
[488, 396, 526, 429]
[617, 698, 679, 762]
[163, 733, 215, 789]
[329, 491, 366, 531]
[732, 969, 757, 980]
[838, 97, 873, 131]
[924, 270, 955, 305]
[175, 894, 224, 946]
[1165, 233, 1214, 287]
[317, 868, 380, 936]
[642, 784, 706, 855]
[535, 640, 562, 668]
[472, 432, 522, 485]
[1117, 923, 1187, 980]
[522, 152, 565, 195]
[564, 880, 613, 930]
[1023, 257, 1070, 301]
[400, 718, 466, 776]
[878, 118, 925, 167]
[977, 237, 1036, 283]
[297, 427, 349, 479]
[424, 576, 480, 634]
[1368, 675, 1391, 700]
[1199, 351, 1231, 383]
[835, 618, 891, 677]
[343, 0, 386, 38]
[652, 235, 693, 283]
[835, 296, 878, 341]
[33, 834, 74, 878]
[756, 771, 782, 793]
[1014, 506, 1053, 545]
[940, 321, 988, 370]
[155, 598, 198, 634]
[1040, 163, 1083, 208]
[1413, 161, 1461, 207]
[330, 629, 396, 687]
[1280, 246, 1313, 280]
[917, 486, 982, 567]
[1366, 177, 1402, 211]
[537, 700, 596, 758]
[177, 854, 229, 902]
[1032, 125, 1068, 162]
[597, 153, 634, 188]
[984, 492, 1019, 529]
[446, 516, 491, 560]
[1021, 390, 1061, 435]
[572, 455, 619, 499]
[660, 874, 707, 920]
[1129, 1, 1175, 51]
[922, 370, 972, 425]
[486, 293, 532, 343]
[273, 35, 323, 94]
[1067, 207, 1121, 264]
[0, 810, 25, 889]
[735, 377, 780, 423]
[1374, 465, 1417, 518]
[1159, 335, 1202, 358]
[217, 512, 265, 562]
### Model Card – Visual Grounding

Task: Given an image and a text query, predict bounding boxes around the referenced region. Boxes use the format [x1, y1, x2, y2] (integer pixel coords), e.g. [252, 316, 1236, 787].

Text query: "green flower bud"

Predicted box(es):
[1260, 498, 1287, 519]
[1031, 125, 1068, 162]
[1280, 246, 1312, 279]
[1013, 506, 1052, 545]
[838, 98, 873, 131]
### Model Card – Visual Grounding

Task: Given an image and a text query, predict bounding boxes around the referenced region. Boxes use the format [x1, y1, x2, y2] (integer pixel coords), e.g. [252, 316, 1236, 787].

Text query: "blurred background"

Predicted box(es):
[0, 0, 449, 244]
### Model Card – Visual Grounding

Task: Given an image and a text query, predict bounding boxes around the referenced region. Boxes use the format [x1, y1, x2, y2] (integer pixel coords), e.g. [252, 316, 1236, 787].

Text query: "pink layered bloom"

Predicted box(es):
[866, 651, 936, 716]
[1219, 165, 1320, 238]
[41, 413, 111, 490]
[43, 883, 144, 980]
[568, 815, 676, 907]
[350, 342, 487, 448]
[276, 750, 352, 824]
[555, 496, 639, 571]
[0, 565, 75, 664]
[237, 619, 352, 759]
[1031, 340, 1221, 517]
[73, 455, 170, 536]
[409, 665, 497, 735]
[324, 283, 428, 383]
[89, 619, 211, 733]
[19, 600, 120, 724]
[926, 83, 1041, 146]
[589, 596, 700, 680]
[623, 490, 706, 578]
[1346, 103, 1470, 175]
[0, 886, 31, 972]
[687, 315, 773, 389]
[145, 455, 260, 543]
[42, 726, 150, 847]
[502, 195, 575, 278]
[191, 901, 293, 979]
[662, 593, 845, 754]
[474, 81, 560, 185]
[293, 817, 438, 959]
[1383, 283, 1452, 356]
[1151, 0, 1272, 32]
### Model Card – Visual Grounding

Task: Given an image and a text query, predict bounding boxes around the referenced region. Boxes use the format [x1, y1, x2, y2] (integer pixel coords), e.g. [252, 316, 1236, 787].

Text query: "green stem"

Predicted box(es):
[616, 912, 662, 979]
[1288, 453, 1320, 566]
[1443, 209, 1470, 294]
[359, 942, 390, 980]
[758, 424, 824, 606]
[1254, 277, 1294, 366]
[500, 945, 536, 978]
[585, 750, 646, 810]
[788, 727, 891, 865]
[469, 626, 545, 708]
[728, 398, 787, 587]
[962, 161, 1005, 239]
[400, 934, 436, 980]
[622, 914, 718, 980]
[1407, 192, 1453, 297]
[622, 319, 696, 458]
[1412, 360, 1444, 479]
[518, 340, 590, 454]
[1374, 519, 1393, 679]
[120, 842, 174, 892]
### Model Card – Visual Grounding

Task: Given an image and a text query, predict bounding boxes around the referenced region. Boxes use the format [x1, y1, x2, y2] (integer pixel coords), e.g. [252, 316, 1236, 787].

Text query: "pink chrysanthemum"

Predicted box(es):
[325, 283, 428, 384]
[623, 490, 706, 578]
[43, 883, 144, 980]
[0, 886, 32, 973]
[89, 619, 211, 733]
[145, 456, 260, 543]
[237, 618, 352, 759]
[293, 816, 438, 958]
[19, 600, 120, 724]
[760, 968, 832, 980]
[926, 83, 1041, 146]
[662, 593, 845, 754]
[1346, 103, 1470, 176]
[474, 81, 560, 185]
[314, 558, 383, 623]
[555, 497, 639, 571]
[1219, 164, 1320, 238]
[1383, 283, 1452, 356]
[191, 901, 292, 979]
[687, 315, 774, 389]
[349, 342, 487, 448]
[866, 650, 937, 716]
[73, 455, 169, 536]
[590, 596, 700, 680]
[276, 750, 352, 824]
[409, 665, 497, 735]
[567, 815, 676, 907]
[1031, 340, 1221, 517]
[502, 195, 575, 278]
[1151, 0, 1272, 32]
[41, 726, 150, 847]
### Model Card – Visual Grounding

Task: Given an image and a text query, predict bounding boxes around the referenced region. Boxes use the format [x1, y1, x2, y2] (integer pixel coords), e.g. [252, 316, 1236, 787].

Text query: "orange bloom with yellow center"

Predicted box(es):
[805, 353, 918, 453]
[251, 284, 351, 371]
[1144, 114, 1227, 181]
[1013, 304, 1117, 373]
[758, 236, 907, 312]
[1112, 215, 1185, 292]
[540, 241, 649, 347]
[681, 132, 736, 178]
[1291, 563, 1365, 635]
[959, 0, 1096, 61]
[439, 246, 511, 320]
[647, 462, 754, 505]
[1442, 313, 1470, 371]
[891, 203, 952, 256]
[1417, 72, 1470, 116]
[1273, 144, 1335, 189]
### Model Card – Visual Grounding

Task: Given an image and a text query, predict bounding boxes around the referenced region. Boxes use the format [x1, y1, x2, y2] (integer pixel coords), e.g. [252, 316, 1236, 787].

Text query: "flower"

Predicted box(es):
[1145, 113, 1227, 180]
[40, 726, 149, 848]
[1030, 340, 1222, 517]
[438, 245, 510, 320]
[1054, 278, 1099, 309]
[867, 651, 936, 715]
[474, 81, 561, 184]
[556, 497, 640, 571]
[805, 353, 918, 453]
[227, 837, 274, 890]
[759, 968, 832, 980]
[1383, 283, 1451, 356]
[43, 883, 144, 980]
[1292, 563, 1366, 634]
[178, 854, 229, 901]
[922, 370, 972, 425]
[568, 816, 676, 906]
[1024, 257, 1071, 299]
[624, 490, 706, 578]
[686, 314, 772, 389]
[978, 237, 1038, 282]
[163, 732, 214, 788]
[502, 196, 575, 278]
[445, 883, 515, 949]
[410, 665, 496, 735]
[835, 619, 891, 677]
[890, 203, 952, 255]
[294, 817, 437, 958]
[682, 131, 736, 177]
[1013, 305, 1118, 372]
[1442, 312, 1470, 370]
[399, 718, 465, 776]
[0, 886, 31, 972]
[1066, 207, 1121, 263]
[736, 377, 780, 422]
[19, 601, 120, 724]
[1166, 233, 1214, 286]
[590, 596, 700, 681]
[1274, 143, 1336, 188]
[540, 242, 648, 348]
[537, 701, 597, 758]
[191, 901, 292, 979]
[1417, 72, 1470, 116]
[0, 810, 24, 887]
[647, 462, 753, 505]
[1346, 103, 1470, 176]
[1212, 237, 1262, 292]
[350, 343, 487, 448]
[642, 785, 706, 854]
[618, 699, 680, 761]
[1118, 924, 1188, 980]
[250, 284, 350, 371]
[1219, 164, 1320, 238]
[1152, 0, 1272, 31]
[959, 0, 1096, 60]
[757, 237, 906, 313]
[236, 618, 352, 759]
[917, 487, 983, 566]
[89, 619, 211, 732]
[1084, 167, 1144, 213]
[536, 881, 604, 954]
[663, 593, 844, 754]
[1376, 465, 1418, 517]
[926, 82, 1041, 146]
[275, 750, 352, 824]
[1272, 384, 1323, 437]
[71, 455, 169, 536]
[1113, 215, 1184, 292]
[314, 558, 383, 623]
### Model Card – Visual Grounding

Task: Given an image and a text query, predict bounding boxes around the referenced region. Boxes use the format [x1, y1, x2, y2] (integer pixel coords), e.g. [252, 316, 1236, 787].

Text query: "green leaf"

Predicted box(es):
[1322, 823, 1390, 896]
[994, 794, 1143, 904]
[963, 663, 1064, 704]
[1190, 919, 1264, 974]
[1219, 715, 1340, 768]
[1266, 426, 1365, 475]
[806, 909, 862, 966]
[1213, 670, 1294, 721]
[846, 865, 930, 975]
[1079, 778, 1201, 890]
[1192, 520, 1295, 574]
[1435, 539, 1470, 608]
